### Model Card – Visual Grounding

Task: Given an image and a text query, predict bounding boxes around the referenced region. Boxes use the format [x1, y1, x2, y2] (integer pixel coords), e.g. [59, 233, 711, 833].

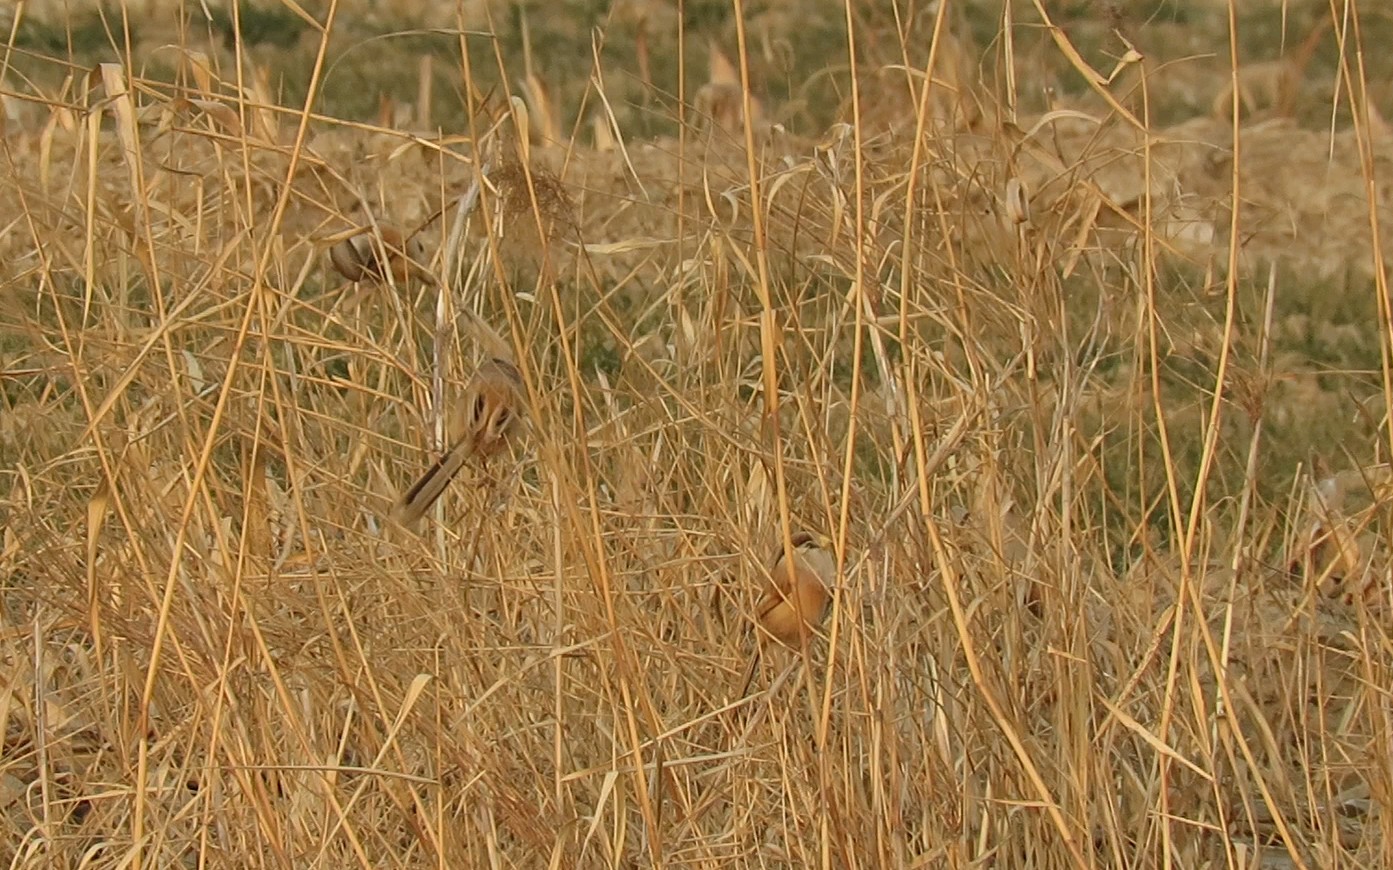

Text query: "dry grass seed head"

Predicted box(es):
[483, 158, 576, 266]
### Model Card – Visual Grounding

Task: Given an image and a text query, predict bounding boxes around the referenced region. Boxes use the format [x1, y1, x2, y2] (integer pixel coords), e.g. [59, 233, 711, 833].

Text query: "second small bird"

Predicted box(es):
[329, 225, 426, 286]
[392, 357, 524, 527]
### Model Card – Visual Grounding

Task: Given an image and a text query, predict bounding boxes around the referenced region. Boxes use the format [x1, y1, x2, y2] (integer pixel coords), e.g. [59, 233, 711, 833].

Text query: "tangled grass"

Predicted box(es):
[2, 1, 1393, 867]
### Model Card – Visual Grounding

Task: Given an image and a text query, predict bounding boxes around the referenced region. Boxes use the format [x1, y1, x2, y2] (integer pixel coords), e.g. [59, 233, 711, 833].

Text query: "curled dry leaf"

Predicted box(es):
[591, 113, 616, 152]
[1005, 176, 1031, 226]
[167, 97, 243, 136]
[518, 73, 561, 147]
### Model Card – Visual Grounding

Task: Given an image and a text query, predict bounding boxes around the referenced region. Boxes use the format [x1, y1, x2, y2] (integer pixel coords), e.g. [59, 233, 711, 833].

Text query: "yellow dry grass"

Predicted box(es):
[2, 2, 1393, 868]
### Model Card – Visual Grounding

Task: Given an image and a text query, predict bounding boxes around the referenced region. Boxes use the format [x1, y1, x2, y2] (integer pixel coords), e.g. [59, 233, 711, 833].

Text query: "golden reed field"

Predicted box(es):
[3, 0, 1393, 866]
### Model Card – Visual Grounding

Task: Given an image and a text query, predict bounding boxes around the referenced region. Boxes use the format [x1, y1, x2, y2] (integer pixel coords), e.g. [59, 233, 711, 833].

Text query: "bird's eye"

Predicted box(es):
[472, 395, 487, 423]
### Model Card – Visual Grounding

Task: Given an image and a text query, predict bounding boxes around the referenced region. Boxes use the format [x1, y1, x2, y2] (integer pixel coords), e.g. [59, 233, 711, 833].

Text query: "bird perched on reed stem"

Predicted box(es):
[738, 531, 835, 696]
[328, 225, 427, 286]
[391, 356, 524, 527]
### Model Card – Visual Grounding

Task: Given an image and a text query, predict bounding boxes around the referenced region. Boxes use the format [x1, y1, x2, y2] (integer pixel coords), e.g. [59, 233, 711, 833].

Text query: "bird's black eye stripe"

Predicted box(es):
[473, 395, 487, 422]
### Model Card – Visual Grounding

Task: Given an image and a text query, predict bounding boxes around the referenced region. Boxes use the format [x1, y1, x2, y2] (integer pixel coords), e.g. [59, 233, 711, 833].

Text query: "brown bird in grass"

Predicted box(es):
[329, 225, 426, 286]
[739, 531, 835, 696]
[391, 357, 524, 527]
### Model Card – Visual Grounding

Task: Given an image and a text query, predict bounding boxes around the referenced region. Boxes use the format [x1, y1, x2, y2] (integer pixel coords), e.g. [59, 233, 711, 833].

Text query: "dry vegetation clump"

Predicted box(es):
[4, 1, 1393, 867]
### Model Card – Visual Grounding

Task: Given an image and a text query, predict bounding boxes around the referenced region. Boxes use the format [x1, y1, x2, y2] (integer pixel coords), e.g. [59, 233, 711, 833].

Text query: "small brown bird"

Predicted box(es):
[329, 225, 426, 285]
[391, 357, 524, 527]
[739, 530, 835, 696]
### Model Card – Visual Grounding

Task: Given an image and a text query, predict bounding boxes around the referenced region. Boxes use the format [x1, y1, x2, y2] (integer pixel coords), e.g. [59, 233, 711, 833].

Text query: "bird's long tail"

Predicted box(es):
[392, 439, 473, 526]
